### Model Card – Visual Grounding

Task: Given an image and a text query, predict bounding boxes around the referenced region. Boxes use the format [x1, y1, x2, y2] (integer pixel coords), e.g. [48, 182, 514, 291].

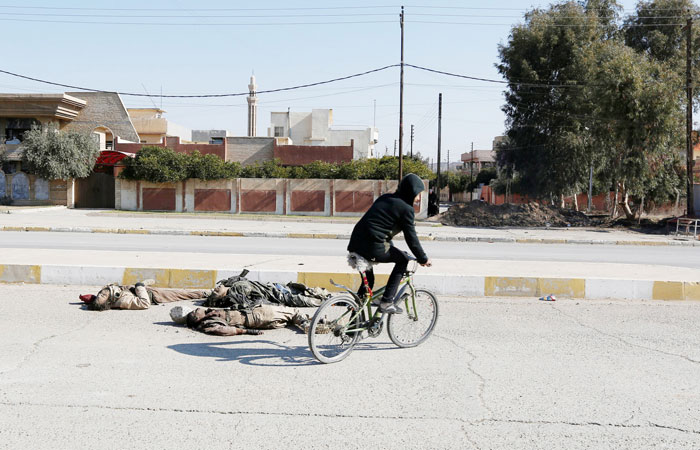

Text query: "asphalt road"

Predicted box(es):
[1, 231, 699, 268]
[1, 284, 698, 449]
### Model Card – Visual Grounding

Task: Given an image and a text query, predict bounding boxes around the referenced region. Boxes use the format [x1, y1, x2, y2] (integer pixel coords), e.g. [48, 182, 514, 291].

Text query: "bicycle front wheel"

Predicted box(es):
[387, 288, 439, 348]
[308, 294, 362, 364]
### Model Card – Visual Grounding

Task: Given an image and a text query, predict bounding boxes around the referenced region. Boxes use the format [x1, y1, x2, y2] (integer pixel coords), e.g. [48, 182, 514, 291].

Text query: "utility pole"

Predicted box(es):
[398, 5, 405, 181]
[373, 99, 376, 129]
[410, 124, 414, 158]
[686, 16, 695, 217]
[436, 93, 443, 207]
[447, 149, 450, 172]
[587, 165, 594, 212]
[470, 142, 474, 184]
[393, 140, 397, 157]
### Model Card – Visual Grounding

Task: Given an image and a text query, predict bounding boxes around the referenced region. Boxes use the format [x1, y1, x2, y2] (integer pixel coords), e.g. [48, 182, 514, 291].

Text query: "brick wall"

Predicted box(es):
[226, 136, 275, 165]
[114, 136, 226, 160]
[115, 177, 428, 218]
[273, 144, 353, 166]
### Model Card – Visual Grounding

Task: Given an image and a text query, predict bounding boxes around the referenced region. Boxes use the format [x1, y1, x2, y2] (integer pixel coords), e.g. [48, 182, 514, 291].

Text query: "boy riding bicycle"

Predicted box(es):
[347, 173, 432, 314]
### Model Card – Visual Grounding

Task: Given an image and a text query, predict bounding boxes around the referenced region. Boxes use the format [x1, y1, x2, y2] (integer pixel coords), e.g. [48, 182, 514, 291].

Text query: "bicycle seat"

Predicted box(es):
[347, 252, 374, 273]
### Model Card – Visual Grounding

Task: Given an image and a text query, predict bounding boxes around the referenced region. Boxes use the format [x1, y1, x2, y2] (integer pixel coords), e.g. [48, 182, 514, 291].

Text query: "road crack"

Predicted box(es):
[461, 423, 482, 450]
[433, 333, 494, 420]
[549, 304, 700, 365]
[2, 401, 698, 436]
[478, 418, 700, 435]
[0, 315, 97, 377]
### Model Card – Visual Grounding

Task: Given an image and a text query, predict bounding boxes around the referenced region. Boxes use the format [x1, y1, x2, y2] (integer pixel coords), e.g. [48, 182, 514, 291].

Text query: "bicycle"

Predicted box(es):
[307, 253, 439, 364]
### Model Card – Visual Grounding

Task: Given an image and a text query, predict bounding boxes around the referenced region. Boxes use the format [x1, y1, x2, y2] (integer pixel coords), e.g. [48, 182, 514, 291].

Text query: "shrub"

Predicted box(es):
[21, 124, 99, 180]
[240, 159, 290, 179]
[121, 149, 433, 183]
[186, 151, 242, 180]
[120, 146, 188, 183]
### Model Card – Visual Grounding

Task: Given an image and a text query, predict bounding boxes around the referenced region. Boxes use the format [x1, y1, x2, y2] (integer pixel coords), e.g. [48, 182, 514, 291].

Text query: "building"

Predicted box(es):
[247, 75, 257, 137]
[192, 129, 232, 144]
[0, 91, 140, 207]
[267, 109, 377, 159]
[460, 136, 505, 174]
[126, 108, 192, 144]
[461, 150, 495, 173]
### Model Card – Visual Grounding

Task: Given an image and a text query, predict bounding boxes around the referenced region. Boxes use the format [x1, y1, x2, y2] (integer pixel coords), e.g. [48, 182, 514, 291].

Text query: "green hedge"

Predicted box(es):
[119, 146, 433, 182]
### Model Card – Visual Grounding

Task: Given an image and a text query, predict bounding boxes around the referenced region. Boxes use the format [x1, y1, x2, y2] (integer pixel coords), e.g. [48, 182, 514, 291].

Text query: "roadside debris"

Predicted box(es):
[437, 201, 672, 232]
[539, 295, 557, 302]
[439, 202, 590, 228]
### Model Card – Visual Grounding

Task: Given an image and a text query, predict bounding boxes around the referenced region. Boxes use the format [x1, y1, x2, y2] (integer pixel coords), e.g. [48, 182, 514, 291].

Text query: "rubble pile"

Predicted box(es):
[439, 202, 592, 228]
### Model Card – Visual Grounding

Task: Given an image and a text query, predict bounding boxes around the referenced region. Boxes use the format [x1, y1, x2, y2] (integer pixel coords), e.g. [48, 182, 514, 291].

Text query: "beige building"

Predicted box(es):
[1, 92, 139, 160]
[127, 108, 192, 144]
[268, 109, 378, 159]
[0, 91, 140, 207]
[460, 137, 505, 174]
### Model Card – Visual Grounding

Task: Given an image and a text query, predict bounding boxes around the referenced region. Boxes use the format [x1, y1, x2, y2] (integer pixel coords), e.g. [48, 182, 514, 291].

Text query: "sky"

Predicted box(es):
[0, 0, 641, 164]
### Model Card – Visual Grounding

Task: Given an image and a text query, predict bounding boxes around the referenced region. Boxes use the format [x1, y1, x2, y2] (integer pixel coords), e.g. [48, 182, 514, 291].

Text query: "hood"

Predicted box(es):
[396, 173, 425, 205]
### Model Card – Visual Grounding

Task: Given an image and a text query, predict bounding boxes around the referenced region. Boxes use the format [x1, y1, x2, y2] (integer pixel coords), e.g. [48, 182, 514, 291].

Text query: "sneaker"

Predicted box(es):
[378, 301, 403, 314]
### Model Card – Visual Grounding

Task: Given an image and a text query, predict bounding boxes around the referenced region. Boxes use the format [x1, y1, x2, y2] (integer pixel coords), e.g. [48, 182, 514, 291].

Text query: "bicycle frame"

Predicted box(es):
[333, 263, 420, 335]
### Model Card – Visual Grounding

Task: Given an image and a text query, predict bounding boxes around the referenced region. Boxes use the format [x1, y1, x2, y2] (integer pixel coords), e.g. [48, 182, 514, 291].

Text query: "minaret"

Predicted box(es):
[247, 74, 257, 137]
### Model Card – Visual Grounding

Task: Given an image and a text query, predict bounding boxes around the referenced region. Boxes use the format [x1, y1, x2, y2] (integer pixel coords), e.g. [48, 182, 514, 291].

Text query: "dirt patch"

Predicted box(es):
[439, 202, 591, 227]
[438, 201, 674, 232]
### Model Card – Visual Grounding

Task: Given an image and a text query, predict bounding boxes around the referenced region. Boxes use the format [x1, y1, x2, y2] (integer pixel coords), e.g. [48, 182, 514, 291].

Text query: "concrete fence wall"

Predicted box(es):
[115, 177, 428, 218]
[0, 170, 73, 206]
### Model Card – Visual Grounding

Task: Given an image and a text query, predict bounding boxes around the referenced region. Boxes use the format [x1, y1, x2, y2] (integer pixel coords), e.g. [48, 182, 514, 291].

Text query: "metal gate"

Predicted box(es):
[74, 172, 115, 208]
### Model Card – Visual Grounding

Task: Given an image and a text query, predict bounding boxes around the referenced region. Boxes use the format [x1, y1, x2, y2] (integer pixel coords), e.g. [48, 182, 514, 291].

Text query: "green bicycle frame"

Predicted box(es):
[341, 273, 418, 334]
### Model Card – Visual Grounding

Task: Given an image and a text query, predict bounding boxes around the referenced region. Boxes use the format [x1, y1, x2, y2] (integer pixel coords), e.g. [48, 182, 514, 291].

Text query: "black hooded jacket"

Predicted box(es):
[347, 173, 428, 264]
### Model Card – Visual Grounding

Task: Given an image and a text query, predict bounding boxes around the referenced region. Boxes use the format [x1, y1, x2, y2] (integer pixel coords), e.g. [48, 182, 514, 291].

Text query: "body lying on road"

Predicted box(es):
[78, 271, 330, 312]
[81, 282, 210, 311]
[170, 305, 313, 336]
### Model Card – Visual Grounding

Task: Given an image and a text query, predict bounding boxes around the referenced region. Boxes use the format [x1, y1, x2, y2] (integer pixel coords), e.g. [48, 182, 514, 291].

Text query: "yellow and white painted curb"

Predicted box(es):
[0, 263, 699, 301]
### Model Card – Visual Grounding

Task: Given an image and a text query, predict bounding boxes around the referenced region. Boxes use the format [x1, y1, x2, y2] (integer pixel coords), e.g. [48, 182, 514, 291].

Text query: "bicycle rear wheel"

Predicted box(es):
[308, 294, 362, 364]
[387, 288, 439, 348]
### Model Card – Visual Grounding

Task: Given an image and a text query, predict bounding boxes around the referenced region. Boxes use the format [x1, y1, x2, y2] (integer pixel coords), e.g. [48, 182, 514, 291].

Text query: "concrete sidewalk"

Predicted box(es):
[0, 207, 698, 246]
[1, 248, 699, 301]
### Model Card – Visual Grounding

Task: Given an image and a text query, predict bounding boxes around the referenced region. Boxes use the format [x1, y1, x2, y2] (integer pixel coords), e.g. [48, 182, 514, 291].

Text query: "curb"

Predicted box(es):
[1, 226, 697, 246]
[1, 263, 699, 301]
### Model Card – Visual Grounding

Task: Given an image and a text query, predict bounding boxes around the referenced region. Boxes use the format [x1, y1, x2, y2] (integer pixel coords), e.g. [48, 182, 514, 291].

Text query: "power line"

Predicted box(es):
[0, 5, 402, 11]
[0, 17, 395, 26]
[0, 62, 680, 100]
[0, 16, 688, 27]
[409, 20, 686, 27]
[0, 12, 396, 18]
[0, 10, 689, 20]
[0, 4, 684, 12]
[0, 65, 399, 98]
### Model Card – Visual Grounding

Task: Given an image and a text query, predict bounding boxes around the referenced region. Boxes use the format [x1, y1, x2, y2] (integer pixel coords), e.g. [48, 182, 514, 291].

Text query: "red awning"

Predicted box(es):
[95, 150, 135, 166]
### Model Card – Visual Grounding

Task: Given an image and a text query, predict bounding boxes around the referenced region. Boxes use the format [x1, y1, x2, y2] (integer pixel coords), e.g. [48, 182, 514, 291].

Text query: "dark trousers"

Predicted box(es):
[356, 246, 410, 303]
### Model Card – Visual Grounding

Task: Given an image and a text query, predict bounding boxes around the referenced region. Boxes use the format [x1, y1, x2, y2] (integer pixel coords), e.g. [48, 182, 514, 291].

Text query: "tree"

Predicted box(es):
[624, 0, 700, 70]
[497, 1, 611, 202]
[21, 124, 99, 180]
[589, 40, 684, 218]
[497, 0, 685, 215]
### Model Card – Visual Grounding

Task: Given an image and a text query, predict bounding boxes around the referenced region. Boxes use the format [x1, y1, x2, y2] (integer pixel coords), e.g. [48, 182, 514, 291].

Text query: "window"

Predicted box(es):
[210, 137, 224, 145]
[4, 118, 39, 143]
[274, 126, 284, 137]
